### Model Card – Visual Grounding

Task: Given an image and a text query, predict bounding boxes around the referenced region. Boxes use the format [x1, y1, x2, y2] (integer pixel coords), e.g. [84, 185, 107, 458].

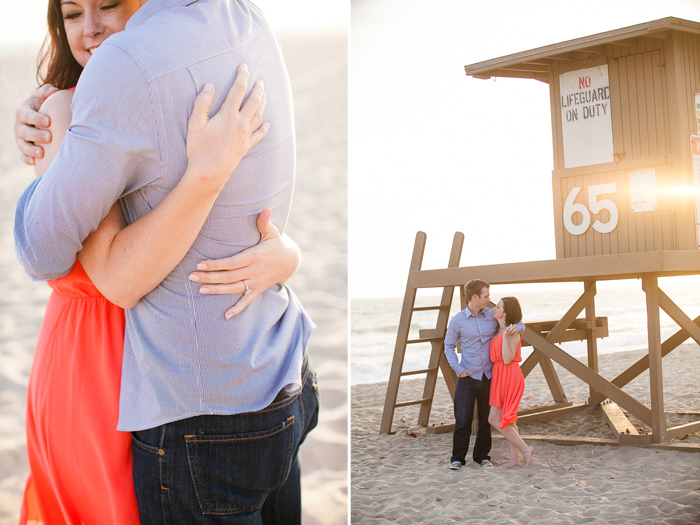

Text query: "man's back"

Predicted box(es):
[16, 0, 312, 431]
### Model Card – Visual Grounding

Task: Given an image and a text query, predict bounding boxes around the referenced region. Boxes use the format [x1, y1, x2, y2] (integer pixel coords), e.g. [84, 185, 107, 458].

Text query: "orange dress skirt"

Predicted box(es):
[489, 331, 524, 429]
[20, 259, 140, 525]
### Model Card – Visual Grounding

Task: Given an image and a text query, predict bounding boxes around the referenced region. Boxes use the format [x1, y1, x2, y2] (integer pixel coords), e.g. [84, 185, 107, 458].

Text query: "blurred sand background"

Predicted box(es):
[0, 32, 348, 524]
[351, 345, 700, 523]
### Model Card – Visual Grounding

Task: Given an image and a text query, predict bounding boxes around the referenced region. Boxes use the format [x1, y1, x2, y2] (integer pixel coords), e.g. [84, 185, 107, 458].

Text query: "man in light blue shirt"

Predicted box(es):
[444, 279, 523, 470]
[14, 0, 317, 521]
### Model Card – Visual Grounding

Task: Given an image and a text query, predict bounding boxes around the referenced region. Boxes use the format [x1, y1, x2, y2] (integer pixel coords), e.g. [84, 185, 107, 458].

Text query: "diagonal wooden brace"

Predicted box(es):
[523, 329, 653, 426]
[658, 289, 700, 346]
[588, 315, 700, 406]
[525, 282, 597, 403]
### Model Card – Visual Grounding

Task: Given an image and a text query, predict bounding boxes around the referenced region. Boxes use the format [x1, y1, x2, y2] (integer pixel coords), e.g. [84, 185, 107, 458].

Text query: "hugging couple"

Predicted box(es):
[444, 279, 534, 469]
[14, 0, 318, 523]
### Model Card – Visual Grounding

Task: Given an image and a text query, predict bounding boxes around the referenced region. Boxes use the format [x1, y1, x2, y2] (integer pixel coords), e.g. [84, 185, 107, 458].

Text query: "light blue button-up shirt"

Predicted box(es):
[444, 307, 523, 380]
[14, 0, 314, 431]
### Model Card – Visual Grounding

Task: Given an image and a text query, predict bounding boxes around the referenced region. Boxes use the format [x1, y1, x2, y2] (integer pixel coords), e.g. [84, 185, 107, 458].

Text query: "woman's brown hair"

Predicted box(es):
[501, 296, 523, 326]
[37, 0, 83, 89]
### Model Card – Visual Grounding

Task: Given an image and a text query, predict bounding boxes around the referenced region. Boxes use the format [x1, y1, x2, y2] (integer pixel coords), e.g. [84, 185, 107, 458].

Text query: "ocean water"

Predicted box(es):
[350, 279, 700, 385]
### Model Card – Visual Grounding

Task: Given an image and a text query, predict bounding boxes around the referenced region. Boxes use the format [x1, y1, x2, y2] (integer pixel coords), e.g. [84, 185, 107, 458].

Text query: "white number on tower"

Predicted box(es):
[563, 183, 618, 235]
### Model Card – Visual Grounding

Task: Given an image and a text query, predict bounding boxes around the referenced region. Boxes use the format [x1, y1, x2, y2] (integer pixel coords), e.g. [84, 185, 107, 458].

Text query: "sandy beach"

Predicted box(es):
[0, 32, 347, 525]
[351, 344, 700, 524]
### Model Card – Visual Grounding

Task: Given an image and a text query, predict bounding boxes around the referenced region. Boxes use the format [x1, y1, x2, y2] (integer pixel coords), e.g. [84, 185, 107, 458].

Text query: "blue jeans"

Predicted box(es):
[131, 355, 319, 524]
[451, 375, 491, 465]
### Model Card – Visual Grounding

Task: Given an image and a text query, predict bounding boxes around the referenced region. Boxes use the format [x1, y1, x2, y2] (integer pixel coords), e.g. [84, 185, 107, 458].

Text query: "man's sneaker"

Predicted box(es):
[449, 461, 462, 470]
[481, 460, 494, 468]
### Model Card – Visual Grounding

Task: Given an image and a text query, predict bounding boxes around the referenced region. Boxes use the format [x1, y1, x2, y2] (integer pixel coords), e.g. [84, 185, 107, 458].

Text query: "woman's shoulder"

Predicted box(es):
[39, 89, 74, 118]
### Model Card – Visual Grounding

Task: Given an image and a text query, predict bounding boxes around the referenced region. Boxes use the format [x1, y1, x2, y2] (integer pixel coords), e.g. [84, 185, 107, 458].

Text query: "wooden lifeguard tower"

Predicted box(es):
[380, 17, 700, 449]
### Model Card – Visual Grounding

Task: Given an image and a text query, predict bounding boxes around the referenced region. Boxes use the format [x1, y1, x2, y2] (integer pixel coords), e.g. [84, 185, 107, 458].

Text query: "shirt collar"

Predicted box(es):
[464, 307, 484, 319]
[127, 0, 200, 29]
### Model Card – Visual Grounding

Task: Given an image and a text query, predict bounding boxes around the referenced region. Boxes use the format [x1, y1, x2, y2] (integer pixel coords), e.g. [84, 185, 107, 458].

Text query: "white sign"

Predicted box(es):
[559, 65, 614, 169]
[691, 136, 700, 250]
[695, 94, 700, 135]
[563, 183, 618, 235]
[629, 168, 657, 213]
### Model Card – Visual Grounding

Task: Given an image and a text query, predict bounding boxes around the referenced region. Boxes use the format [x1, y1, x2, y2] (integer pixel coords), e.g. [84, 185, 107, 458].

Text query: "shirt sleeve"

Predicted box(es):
[14, 43, 160, 280]
[444, 316, 465, 376]
[514, 321, 525, 333]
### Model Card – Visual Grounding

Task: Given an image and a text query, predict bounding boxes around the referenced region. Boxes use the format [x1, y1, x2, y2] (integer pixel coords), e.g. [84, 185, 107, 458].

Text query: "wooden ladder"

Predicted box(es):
[379, 231, 464, 434]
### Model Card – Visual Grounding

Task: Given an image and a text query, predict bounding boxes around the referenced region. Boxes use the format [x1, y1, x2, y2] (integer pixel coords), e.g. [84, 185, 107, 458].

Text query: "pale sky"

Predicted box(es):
[350, 0, 700, 299]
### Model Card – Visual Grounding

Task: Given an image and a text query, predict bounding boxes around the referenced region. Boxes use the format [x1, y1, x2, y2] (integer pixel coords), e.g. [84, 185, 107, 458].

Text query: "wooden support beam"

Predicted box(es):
[521, 318, 608, 348]
[399, 368, 438, 377]
[517, 402, 573, 415]
[547, 284, 597, 341]
[643, 275, 666, 443]
[666, 420, 700, 440]
[520, 350, 540, 378]
[589, 313, 700, 406]
[523, 329, 653, 426]
[585, 281, 600, 401]
[380, 232, 426, 435]
[531, 283, 597, 405]
[493, 434, 620, 446]
[426, 423, 454, 434]
[537, 355, 568, 404]
[409, 251, 700, 289]
[395, 398, 430, 408]
[425, 403, 579, 433]
[517, 404, 586, 424]
[600, 402, 651, 444]
[658, 289, 700, 346]
[493, 435, 700, 451]
[440, 354, 457, 400]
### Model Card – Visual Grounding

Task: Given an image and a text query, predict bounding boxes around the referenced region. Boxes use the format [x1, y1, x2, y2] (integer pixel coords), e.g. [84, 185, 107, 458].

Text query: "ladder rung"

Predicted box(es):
[412, 305, 450, 312]
[406, 337, 442, 344]
[395, 398, 431, 408]
[400, 367, 439, 377]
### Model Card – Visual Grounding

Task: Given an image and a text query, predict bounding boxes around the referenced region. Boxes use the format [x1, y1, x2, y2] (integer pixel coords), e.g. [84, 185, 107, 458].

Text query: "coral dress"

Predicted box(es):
[20, 259, 140, 525]
[489, 331, 525, 429]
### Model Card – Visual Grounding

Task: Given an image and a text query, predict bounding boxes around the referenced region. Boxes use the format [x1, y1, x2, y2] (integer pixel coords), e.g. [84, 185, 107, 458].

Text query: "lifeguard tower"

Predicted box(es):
[380, 17, 700, 449]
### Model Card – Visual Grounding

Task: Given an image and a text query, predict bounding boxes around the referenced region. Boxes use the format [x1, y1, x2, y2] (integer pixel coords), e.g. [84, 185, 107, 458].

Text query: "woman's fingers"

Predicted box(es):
[189, 267, 253, 284]
[16, 135, 43, 162]
[188, 83, 215, 132]
[197, 281, 248, 296]
[256, 208, 281, 241]
[224, 290, 260, 319]
[239, 78, 265, 122]
[248, 122, 270, 149]
[220, 63, 250, 115]
[198, 280, 266, 318]
[251, 93, 267, 129]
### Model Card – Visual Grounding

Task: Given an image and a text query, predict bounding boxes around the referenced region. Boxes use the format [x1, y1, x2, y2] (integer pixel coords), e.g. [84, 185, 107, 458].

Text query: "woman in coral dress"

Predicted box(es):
[488, 297, 534, 467]
[17, 1, 296, 523]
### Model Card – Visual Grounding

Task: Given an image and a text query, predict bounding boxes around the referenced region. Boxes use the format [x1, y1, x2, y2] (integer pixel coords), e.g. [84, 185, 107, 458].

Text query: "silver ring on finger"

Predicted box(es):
[243, 280, 252, 296]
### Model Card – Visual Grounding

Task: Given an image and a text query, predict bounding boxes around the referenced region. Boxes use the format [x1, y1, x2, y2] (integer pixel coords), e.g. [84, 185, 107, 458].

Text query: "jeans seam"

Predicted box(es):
[184, 416, 294, 443]
[132, 436, 161, 454]
[185, 437, 207, 515]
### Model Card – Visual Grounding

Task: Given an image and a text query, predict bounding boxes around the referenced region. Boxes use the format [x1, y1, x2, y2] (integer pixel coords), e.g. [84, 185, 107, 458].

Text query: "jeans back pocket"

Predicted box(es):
[185, 415, 295, 515]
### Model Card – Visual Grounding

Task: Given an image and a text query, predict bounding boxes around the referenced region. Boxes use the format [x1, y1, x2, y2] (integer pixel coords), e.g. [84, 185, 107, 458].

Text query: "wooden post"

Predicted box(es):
[642, 274, 666, 443]
[380, 232, 426, 434]
[584, 280, 599, 402]
[417, 233, 464, 426]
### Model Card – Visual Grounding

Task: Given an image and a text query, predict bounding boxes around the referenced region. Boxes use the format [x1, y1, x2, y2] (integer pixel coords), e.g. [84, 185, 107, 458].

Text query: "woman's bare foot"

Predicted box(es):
[500, 460, 519, 468]
[522, 445, 534, 466]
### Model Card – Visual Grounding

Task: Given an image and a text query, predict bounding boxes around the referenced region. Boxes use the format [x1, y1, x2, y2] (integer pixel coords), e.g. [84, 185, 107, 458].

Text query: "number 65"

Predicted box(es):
[563, 183, 618, 235]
